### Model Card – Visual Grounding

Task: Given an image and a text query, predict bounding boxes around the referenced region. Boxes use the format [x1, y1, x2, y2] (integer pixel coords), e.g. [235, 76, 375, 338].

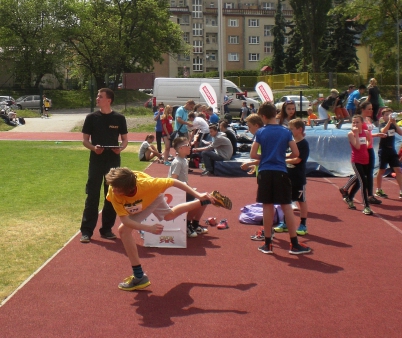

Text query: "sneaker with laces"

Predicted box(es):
[362, 207, 373, 215]
[339, 187, 348, 199]
[211, 191, 232, 210]
[217, 219, 229, 230]
[289, 243, 311, 255]
[296, 224, 308, 236]
[344, 198, 356, 210]
[274, 222, 288, 233]
[375, 189, 388, 198]
[100, 231, 117, 239]
[118, 274, 151, 291]
[187, 225, 198, 237]
[164, 161, 171, 166]
[250, 227, 265, 241]
[80, 234, 91, 243]
[195, 226, 208, 234]
[368, 196, 382, 204]
[258, 243, 273, 254]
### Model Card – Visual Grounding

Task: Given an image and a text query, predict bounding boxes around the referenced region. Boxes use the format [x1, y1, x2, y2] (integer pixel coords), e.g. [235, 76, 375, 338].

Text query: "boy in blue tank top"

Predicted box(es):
[250, 102, 311, 255]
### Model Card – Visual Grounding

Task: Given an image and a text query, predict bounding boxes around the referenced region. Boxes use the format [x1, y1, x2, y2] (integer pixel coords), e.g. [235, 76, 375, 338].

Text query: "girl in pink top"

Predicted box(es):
[345, 115, 373, 215]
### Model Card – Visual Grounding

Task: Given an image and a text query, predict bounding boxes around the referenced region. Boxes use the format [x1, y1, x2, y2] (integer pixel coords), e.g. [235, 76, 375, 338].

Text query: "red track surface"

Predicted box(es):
[1, 134, 402, 337]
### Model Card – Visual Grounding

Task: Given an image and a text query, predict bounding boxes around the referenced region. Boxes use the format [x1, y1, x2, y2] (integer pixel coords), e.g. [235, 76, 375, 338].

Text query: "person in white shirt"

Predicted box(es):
[188, 111, 210, 148]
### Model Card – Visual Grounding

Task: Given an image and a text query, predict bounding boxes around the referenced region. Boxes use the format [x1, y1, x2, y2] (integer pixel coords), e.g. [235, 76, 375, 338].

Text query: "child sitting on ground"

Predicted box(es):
[168, 137, 210, 237]
[138, 134, 163, 162]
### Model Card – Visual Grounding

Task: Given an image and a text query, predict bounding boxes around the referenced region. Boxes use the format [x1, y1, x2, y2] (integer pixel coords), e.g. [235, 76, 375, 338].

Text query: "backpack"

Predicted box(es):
[239, 203, 284, 225]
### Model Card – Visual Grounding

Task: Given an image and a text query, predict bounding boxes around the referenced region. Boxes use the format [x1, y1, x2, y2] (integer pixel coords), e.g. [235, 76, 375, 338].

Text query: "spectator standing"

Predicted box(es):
[174, 100, 196, 139]
[240, 101, 249, 124]
[346, 84, 366, 117]
[277, 100, 296, 127]
[80, 88, 128, 243]
[250, 102, 311, 254]
[161, 105, 174, 165]
[365, 78, 381, 127]
[153, 103, 164, 153]
[193, 124, 233, 176]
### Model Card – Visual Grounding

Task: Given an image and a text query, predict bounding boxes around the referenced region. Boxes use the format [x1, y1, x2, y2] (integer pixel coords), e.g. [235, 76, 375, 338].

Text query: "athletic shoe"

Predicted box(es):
[195, 226, 208, 234]
[250, 227, 265, 241]
[201, 170, 212, 176]
[274, 222, 288, 233]
[100, 231, 117, 239]
[187, 225, 198, 238]
[344, 197, 356, 210]
[375, 189, 388, 198]
[362, 207, 373, 215]
[289, 243, 311, 255]
[217, 219, 229, 230]
[80, 234, 90, 243]
[211, 191, 233, 210]
[258, 243, 273, 254]
[118, 274, 151, 291]
[368, 196, 382, 204]
[164, 161, 171, 166]
[339, 187, 348, 199]
[296, 224, 308, 236]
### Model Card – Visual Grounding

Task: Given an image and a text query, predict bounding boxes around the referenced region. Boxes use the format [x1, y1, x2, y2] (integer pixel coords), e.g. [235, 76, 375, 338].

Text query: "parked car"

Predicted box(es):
[359, 96, 392, 106]
[0, 95, 16, 107]
[15, 95, 52, 110]
[275, 95, 310, 113]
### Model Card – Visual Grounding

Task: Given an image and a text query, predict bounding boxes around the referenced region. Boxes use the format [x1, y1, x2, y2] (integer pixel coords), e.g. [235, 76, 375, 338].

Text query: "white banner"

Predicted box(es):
[143, 187, 187, 248]
[255, 81, 274, 103]
[199, 82, 218, 110]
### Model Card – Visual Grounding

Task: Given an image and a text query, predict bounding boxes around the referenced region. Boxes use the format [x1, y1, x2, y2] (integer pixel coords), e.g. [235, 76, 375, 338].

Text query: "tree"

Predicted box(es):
[289, 0, 333, 73]
[0, 0, 67, 88]
[332, 0, 402, 75]
[283, 23, 304, 73]
[61, 0, 186, 89]
[272, 0, 286, 74]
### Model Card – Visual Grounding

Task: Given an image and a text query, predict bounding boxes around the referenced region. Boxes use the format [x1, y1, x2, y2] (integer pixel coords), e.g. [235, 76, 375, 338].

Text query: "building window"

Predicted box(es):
[228, 36, 239, 44]
[193, 57, 203, 72]
[205, 16, 218, 26]
[193, 40, 203, 53]
[249, 53, 260, 61]
[249, 36, 260, 44]
[228, 53, 239, 62]
[262, 2, 274, 9]
[178, 0, 185, 6]
[248, 19, 259, 27]
[224, 2, 234, 9]
[264, 42, 273, 54]
[206, 33, 217, 44]
[210, 2, 214, 7]
[264, 25, 273, 37]
[228, 19, 239, 27]
[178, 53, 190, 61]
[178, 15, 189, 25]
[192, 0, 202, 18]
[193, 23, 203, 36]
[206, 51, 217, 61]
[183, 32, 190, 43]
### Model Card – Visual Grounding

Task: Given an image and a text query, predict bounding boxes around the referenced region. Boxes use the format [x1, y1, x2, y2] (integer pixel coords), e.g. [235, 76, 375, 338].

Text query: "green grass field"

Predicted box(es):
[0, 141, 148, 302]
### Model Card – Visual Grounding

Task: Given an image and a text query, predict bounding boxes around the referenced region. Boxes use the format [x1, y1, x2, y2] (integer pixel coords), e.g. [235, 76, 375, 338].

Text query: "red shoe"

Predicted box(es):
[217, 219, 229, 230]
[205, 217, 217, 226]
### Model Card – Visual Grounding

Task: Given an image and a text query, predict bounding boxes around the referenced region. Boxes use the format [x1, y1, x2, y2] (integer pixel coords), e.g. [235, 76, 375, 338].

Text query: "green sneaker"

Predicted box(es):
[296, 224, 308, 236]
[345, 198, 356, 210]
[274, 222, 288, 233]
[363, 207, 373, 215]
[118, 274, 151, 291]
[375, 189, 388, 198]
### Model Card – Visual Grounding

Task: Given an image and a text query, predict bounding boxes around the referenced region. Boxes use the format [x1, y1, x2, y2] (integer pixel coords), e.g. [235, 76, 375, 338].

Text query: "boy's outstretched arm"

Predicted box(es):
[287, 140, 300, 159]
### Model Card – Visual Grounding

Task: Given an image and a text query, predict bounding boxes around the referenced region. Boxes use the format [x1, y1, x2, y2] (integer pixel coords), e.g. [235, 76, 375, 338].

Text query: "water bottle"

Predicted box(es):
[391, 112, 399, 119]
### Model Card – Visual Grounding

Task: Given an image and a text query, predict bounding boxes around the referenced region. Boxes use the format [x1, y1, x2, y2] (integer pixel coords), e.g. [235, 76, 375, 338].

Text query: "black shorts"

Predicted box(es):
[140, 154, 147, 161]
[378, 148, 400, 169]
[291, 184, 306, 202]
[257, 170, 292, 205]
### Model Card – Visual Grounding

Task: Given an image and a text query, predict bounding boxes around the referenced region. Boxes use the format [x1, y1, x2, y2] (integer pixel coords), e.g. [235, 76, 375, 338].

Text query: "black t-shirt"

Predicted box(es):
[321, 96, 337, 110]
[379, 122, 396, 149]
[224, 130, 238, 156]
[337, 90, 349, 108]
[368, 86, 380, 105]
[287, 138, 309, 185]
[82, 110, 128, 159]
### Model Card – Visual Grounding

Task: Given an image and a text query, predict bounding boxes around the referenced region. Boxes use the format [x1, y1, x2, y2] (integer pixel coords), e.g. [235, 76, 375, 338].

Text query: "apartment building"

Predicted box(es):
[153, 0, 293, 78]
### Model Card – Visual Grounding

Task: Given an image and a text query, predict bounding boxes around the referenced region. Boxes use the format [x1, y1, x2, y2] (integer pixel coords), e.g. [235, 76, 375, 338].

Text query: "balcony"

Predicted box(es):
[204, 8, 293, 18]
[169, 6, 191, 15]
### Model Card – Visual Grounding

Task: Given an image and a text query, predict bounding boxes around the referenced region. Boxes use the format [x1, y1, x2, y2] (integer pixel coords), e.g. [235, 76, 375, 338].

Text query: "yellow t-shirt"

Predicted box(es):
[106, 171, 174, 217]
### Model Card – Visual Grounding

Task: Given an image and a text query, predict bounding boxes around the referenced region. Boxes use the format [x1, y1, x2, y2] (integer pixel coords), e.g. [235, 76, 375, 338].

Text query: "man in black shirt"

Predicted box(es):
[80, 88, 128, 243]
[219, 120, 237, 157]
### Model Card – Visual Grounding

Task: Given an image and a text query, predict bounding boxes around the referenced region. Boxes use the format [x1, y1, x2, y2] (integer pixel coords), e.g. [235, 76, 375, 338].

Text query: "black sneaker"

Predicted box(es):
[100, 231, 117, 239]
[368, 196, 382, 205]
[339, 187, 348, 199]
[80, 235, 91, 243]
[258, 243, 273, 254]
[289, 243, 311, 255]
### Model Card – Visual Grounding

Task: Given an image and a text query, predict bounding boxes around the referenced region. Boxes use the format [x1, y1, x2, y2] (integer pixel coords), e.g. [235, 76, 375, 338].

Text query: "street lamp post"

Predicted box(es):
[218, 0, 224, 114]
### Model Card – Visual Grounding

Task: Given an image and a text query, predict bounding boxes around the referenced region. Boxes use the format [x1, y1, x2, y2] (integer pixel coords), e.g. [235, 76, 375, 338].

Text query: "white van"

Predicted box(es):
[152, 77, 259, 117]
